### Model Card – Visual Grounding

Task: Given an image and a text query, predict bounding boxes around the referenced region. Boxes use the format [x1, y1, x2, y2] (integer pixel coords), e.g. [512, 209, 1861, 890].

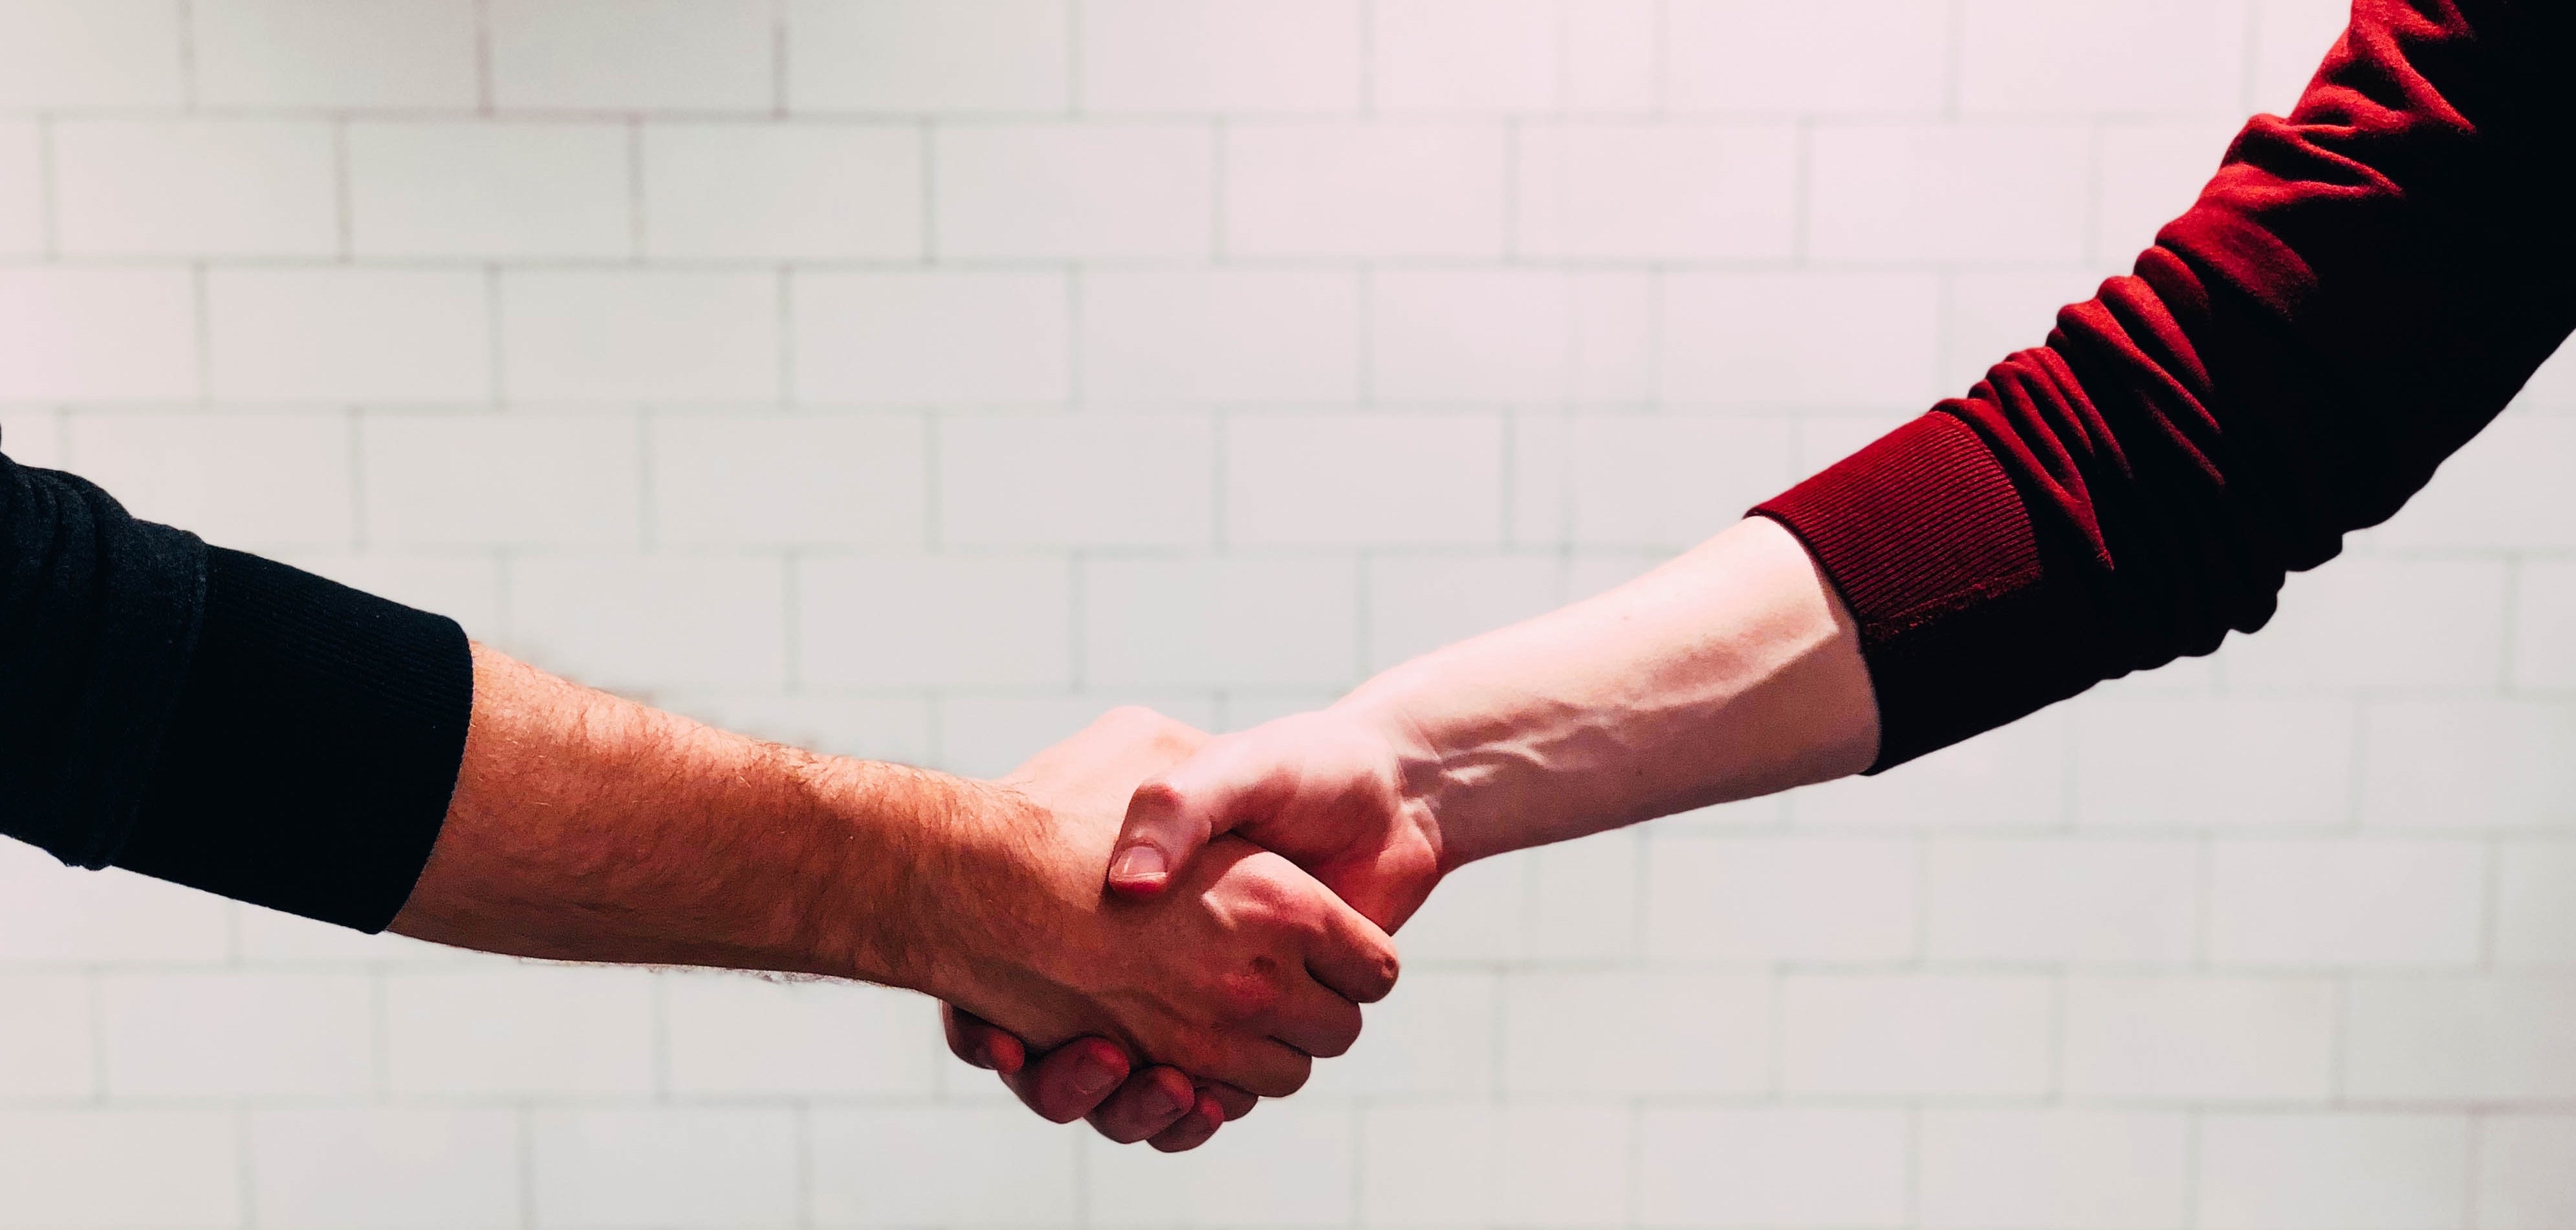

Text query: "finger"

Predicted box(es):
[1148, 1091, 1231, 1153]
[1208, 1037, 1312, 1099]
[1302, 898, 1402, 1005]
[1002, 1037, 1131, 1125]
[941, 1004, 1026, 1075]
[1110, 736, 1289, 897]
[1203, 1083, 1259, 1121]
[1084, 1066, 1199, 1145]
[1260, 976, 1364, 1060]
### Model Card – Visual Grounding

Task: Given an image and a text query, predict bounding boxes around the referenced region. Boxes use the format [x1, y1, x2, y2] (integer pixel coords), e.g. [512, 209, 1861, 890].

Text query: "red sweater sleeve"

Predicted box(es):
[1754, 0, 2575, 770]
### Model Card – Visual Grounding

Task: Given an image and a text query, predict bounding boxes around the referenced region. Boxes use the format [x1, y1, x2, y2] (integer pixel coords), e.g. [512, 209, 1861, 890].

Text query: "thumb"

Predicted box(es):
[1107, 736, 1282, 897]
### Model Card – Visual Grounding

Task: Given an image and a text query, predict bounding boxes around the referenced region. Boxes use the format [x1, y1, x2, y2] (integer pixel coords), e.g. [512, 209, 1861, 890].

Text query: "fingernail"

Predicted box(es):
[1109, 844, 1168, 885]
[1072, 1053, 1121, 1097]
[1149, 1084, 1190, 1119]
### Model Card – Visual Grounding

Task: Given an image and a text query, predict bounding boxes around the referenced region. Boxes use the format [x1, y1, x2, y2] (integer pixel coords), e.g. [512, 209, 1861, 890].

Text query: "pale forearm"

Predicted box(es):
[1341, 517, 1880, 869]
[389, 644, 992, 993]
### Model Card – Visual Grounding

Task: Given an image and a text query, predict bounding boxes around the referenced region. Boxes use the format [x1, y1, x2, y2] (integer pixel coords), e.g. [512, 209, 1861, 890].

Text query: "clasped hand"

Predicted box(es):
[948, 706, 1445, 1152]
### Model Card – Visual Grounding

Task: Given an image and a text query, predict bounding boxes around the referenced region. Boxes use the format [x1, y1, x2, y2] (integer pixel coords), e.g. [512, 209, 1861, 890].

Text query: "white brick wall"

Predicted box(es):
[1, 1, 2568, 1225]
[53, 120, 340, 257]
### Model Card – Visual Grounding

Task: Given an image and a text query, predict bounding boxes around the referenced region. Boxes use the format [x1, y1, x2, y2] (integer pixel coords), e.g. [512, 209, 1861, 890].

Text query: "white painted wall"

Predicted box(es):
[0, 1, 2570, 1225]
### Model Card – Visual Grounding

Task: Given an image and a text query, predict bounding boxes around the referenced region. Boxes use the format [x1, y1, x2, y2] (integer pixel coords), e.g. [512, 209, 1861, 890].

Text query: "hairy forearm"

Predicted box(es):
[389, 644, 1006, 993]
[1342, 517, 1880, 869]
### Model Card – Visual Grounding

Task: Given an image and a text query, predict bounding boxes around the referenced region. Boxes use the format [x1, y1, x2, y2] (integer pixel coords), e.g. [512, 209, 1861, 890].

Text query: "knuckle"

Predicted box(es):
[1127, 776, 1189, 819]
[1369, 948, 1403, 997]
[1232, 863, 1309, 916]
[1210, 958, 1290, 1022]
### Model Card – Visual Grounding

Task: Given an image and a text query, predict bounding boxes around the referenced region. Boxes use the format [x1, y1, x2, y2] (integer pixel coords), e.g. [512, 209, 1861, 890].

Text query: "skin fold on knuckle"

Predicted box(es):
[1208, 953, 1291, 1025]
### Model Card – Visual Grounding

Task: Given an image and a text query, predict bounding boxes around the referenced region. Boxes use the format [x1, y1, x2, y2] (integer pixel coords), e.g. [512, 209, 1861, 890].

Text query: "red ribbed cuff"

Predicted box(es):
[1754, 411, 2102, 771]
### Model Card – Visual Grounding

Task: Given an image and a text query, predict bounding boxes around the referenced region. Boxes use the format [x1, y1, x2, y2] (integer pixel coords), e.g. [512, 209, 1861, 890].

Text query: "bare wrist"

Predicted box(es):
[1325, 687, 1491, 874]
[794, 759, 1040, 1002]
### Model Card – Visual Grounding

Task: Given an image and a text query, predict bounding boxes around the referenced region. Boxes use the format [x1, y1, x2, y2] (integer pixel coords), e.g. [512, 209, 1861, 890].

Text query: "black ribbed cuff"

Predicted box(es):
[113, 548, 474, 932]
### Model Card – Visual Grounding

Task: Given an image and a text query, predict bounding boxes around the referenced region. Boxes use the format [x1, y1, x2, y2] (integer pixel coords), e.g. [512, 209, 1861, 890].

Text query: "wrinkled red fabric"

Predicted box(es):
[1756, 0, 2575, 770]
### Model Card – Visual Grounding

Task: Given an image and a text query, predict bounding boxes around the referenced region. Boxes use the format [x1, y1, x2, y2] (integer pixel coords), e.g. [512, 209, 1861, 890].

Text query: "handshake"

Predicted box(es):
[926, 702, 1446, 1154]
[873, 515, 1877, 1151]
[392, 519, 1882, 1155]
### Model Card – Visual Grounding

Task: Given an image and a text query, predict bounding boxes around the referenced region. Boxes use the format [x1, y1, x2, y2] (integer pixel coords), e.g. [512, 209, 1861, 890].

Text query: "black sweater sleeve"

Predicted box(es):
[2, 441, 473, 932]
